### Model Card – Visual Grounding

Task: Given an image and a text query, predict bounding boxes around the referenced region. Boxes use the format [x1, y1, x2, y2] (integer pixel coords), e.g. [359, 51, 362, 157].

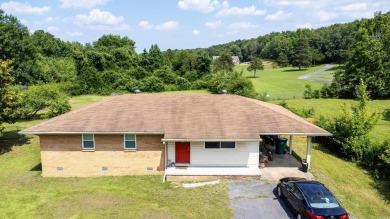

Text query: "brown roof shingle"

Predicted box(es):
[21, 94, 331, 139]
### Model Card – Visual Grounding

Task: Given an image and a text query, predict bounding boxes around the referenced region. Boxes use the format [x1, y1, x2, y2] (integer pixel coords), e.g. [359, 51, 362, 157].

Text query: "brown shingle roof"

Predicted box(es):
[21, 94, 331, 139]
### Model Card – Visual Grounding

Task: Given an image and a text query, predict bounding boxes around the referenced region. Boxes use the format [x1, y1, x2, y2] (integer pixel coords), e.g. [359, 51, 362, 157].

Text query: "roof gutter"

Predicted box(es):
[18, 131, 166, 135]
[161, 138, 262, 142]
[258, 132, 333, 137]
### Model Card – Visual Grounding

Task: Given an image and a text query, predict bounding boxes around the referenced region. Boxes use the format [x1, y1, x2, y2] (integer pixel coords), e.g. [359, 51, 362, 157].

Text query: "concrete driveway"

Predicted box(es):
[229, 180, 294, 219]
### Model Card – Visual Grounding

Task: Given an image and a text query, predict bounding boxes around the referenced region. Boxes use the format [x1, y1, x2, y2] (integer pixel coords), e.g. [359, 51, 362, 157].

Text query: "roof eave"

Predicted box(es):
[18, 131, 166, 135]
[258, 132, 333, 137]
[162, 138, 262, 142]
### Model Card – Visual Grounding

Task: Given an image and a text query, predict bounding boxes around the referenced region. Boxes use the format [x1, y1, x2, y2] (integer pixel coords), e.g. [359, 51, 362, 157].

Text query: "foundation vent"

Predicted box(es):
[56, 167, 63, 171]
[102, 167, 108, 171]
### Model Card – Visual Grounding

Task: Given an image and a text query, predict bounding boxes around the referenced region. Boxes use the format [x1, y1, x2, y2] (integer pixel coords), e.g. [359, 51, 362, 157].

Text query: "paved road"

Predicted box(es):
[229, 180, 294, 219]
[297, 64, 334, 84]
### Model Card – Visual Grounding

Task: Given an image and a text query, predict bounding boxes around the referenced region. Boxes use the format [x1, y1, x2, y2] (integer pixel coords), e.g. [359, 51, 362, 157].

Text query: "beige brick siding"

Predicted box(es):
[39, 134, 165, 177]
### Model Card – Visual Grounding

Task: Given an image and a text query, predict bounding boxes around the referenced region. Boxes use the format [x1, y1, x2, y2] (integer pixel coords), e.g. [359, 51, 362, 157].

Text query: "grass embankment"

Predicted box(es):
[289, 137, 390, 219]
[0, 95, 232, 218]
[273, 99, 390, 142]
[235, 63, 325, 99]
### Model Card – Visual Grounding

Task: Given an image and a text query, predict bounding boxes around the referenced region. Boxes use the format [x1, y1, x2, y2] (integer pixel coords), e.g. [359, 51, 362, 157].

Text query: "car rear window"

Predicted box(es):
[297, 183, 340, 209]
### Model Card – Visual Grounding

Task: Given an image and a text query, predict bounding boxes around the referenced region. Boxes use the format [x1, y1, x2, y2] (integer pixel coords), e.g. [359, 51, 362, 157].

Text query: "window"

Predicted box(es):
[205, 142, 235, 149]
[82, 134, 94, 149]
[124, 134, 136, 149]
[221, 142, 235, 148]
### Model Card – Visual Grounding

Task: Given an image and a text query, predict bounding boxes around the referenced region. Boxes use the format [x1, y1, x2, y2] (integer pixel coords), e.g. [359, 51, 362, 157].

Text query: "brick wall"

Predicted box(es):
[39, 134, 165, 177]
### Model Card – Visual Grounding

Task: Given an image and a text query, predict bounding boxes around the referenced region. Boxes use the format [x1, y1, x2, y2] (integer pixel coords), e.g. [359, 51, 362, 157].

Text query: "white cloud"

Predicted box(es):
[217, 5, 266, 17]
[228, 22, 259, 30]
[192, 29, 200, 35]
[264, 0, 310, 7]
[265, 10, 292, 21]
[221, 0, 229, 8]
[155, 21, 179, 31]
[338, 2, 368, 11]
[296, 23, 313, 29]
[60, 0, 108, 9]
[45, 17, 59, 23]
[178, 0, 220, 13]
[316, 10, 338, 21]
[47, 26, 59, 31]
[66, 31, 83, 36]
[74, 9, 129, 30]
[0, 1, 50, 15]
[205, 20, 223, 29]
[139, 21, 153, 30]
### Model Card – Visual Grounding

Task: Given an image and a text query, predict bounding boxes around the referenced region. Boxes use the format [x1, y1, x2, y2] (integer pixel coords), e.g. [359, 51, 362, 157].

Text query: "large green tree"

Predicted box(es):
[0, 60, 18, 134]
[0, 9, 37, 84]
[247, 56, 264, 78]
[213, 51, 234, 73]
[333, 12, 390, 98]
[291, 36, 312, 70]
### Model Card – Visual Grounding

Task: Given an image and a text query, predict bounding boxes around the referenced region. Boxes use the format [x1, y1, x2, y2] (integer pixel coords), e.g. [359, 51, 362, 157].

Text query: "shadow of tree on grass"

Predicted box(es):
[282, 68, 308, 72]
[0, 128, 31, 155]
[382, 109, 390, 121]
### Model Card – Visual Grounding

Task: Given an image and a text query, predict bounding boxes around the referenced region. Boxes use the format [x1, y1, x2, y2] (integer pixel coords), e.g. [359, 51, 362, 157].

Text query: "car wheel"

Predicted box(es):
[296, 213, 302, 219]
[277, 186, 282, 198]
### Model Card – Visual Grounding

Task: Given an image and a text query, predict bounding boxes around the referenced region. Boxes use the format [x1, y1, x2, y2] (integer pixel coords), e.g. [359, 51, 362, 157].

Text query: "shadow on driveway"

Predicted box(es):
[229, 180, 294, 219]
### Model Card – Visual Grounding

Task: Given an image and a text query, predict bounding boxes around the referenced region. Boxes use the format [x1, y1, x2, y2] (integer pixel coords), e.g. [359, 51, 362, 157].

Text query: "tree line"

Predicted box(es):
[207, 12, 390, 99]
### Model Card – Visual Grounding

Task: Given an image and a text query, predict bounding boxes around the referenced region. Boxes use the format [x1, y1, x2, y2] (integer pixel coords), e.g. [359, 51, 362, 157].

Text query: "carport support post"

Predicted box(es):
[289, 135, 293, 154]
[306, 136, 312, 169]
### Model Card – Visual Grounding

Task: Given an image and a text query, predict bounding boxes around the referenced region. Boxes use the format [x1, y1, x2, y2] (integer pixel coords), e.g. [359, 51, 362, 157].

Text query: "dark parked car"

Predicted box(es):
[277, 177, 349, 219]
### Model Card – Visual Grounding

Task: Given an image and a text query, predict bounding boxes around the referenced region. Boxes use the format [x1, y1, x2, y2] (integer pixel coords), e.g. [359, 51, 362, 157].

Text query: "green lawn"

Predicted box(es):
[235, 64, 326, 100]
[289, 137, 390, 219]
[273, 99, 390, 142]
[0, 95, 232, 219]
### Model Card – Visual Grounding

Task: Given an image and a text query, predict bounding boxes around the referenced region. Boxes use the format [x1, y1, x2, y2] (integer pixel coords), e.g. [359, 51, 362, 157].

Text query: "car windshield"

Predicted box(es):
[298, 183, 340, 209]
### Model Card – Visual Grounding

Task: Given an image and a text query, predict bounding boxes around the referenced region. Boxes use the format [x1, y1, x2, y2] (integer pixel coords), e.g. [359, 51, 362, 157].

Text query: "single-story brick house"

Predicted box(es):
[21, 94, 331, 178]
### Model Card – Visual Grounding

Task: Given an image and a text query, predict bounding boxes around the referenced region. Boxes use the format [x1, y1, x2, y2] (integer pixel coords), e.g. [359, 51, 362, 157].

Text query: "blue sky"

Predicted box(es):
[1, 0, 389, 52]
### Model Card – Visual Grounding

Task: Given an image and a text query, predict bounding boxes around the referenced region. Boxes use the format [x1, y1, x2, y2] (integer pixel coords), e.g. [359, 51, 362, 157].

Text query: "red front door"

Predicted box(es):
[175, 142, 190, 163]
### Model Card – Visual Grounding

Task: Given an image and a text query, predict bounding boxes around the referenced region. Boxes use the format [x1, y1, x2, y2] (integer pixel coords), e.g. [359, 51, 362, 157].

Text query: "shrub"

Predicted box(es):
[208, 71, 256, 97]
[141, 76, 164, 92]
[176, 77, 191, 90]
[15, 83, 71, 119]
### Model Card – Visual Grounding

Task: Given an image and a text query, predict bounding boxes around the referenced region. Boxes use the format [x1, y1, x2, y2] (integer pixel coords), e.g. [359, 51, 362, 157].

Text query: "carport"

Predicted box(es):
[259, 133, 331, 174]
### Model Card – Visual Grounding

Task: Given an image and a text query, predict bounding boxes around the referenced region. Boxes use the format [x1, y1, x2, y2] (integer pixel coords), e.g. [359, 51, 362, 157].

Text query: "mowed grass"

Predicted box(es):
[273, 99, 390, 142]
[235, 64, 325, 100]
[288, 137, 390, 219]
[0, 95, 232, 219]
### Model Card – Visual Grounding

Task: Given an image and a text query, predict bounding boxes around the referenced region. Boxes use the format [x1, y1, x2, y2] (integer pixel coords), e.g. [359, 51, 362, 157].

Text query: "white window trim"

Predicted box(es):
[204, 141, 236, 149]
[82, 134, 95, 150]
[123, 134, 137, 150]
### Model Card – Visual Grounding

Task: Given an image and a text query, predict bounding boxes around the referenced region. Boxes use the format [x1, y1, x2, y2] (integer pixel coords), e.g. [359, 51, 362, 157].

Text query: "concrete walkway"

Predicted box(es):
[298, 64, 334, 83]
